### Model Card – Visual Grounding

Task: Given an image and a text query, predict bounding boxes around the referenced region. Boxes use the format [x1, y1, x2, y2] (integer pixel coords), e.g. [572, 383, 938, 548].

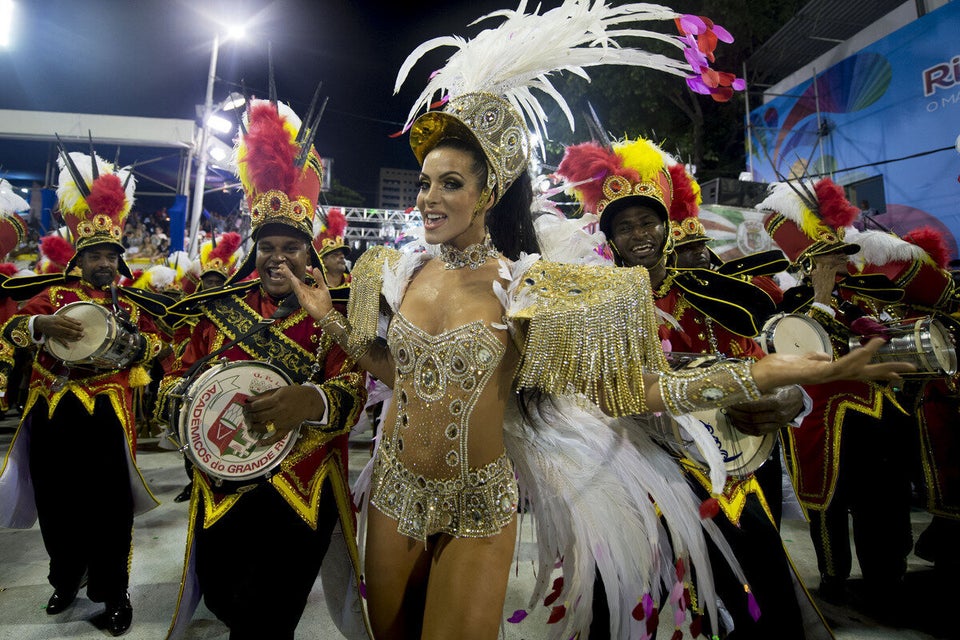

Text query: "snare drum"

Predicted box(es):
[657, 353, 777, 477]
[849, 317, 958, 377]
[45, 301, 141, 369]
[171, 360, 298, 482]
[757, 313, 832, 356]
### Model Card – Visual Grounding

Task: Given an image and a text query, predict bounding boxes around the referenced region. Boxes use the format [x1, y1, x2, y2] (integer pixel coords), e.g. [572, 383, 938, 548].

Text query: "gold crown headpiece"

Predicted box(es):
[55, 135, 136, 277]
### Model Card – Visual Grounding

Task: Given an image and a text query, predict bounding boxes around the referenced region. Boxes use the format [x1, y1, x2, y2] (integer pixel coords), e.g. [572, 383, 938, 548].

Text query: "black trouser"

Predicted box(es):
[29, 393, 134, 603]
[808, 403, 914, 586]
[195, 479, 339, 640]
[752, 437, 784, 529]
[590, 482, 804, 639]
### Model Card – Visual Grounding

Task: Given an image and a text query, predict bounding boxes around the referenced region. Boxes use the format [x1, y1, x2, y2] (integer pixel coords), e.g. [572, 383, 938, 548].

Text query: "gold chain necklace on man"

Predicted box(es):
[439, 231, 499, 270]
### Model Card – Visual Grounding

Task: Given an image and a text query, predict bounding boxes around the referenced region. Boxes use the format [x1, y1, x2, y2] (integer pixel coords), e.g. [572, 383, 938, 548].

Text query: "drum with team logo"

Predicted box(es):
[170, 360, 297, 482]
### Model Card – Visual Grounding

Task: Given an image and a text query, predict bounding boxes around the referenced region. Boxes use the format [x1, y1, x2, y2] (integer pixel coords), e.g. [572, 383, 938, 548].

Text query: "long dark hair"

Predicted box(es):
[431, 138, 540, 261]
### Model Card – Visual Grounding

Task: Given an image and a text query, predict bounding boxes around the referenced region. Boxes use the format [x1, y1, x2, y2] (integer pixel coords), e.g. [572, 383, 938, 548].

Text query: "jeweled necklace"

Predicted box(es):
[439, 231, 499, 270]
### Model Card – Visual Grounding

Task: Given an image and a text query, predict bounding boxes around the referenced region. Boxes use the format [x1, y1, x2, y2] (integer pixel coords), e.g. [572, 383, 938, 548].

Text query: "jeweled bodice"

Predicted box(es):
[383, 311, 506, 480]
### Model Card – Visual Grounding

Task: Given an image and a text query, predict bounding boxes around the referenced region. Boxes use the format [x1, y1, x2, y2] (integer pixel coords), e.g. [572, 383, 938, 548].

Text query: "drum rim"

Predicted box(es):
[176, 359, 298, 481]
[759, 312, 832, 355]
[924, 318, 958, 375]
[46, 301, 115, 361]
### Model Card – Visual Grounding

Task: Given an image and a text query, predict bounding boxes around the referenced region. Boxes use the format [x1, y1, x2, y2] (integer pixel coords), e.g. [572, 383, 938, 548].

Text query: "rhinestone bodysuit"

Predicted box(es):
[369, 311, 518, 540]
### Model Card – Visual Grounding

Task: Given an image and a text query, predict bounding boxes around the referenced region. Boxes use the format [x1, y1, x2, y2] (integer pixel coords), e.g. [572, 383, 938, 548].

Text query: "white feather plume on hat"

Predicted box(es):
[0, 179, 29, 216]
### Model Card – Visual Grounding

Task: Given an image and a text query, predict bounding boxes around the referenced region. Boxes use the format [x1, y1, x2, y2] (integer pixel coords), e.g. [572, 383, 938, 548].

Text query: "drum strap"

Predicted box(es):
[181, 294, 301, 382]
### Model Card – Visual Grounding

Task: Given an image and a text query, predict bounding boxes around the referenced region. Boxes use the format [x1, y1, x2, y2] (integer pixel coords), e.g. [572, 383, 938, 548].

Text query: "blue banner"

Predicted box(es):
[168, 194, 188, 253]
[748, 2, 960, 257]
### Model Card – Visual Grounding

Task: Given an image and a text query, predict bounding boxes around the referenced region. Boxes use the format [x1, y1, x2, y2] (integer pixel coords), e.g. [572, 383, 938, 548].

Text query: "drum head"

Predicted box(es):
[928, 320, 958, 375]
[762, 313, 831, 356]
[689, 409, 776, 476]
[178, 361, 297, 481]
[46, 302, 111, 361]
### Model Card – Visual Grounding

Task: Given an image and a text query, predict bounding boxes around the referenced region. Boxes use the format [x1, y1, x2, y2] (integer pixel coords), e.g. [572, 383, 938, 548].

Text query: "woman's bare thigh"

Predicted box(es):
[420, 517, 517, 640]
[364, 504, 432, 640]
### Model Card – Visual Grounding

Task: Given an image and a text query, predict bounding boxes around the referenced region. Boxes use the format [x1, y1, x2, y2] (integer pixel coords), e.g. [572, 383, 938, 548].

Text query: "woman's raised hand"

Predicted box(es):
[751, 337, 914, 392]
[278, 263, 334, 321]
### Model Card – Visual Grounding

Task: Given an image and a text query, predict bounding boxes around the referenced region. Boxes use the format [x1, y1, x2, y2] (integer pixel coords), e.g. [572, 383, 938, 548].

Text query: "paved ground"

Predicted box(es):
[0, 412, 954, 640]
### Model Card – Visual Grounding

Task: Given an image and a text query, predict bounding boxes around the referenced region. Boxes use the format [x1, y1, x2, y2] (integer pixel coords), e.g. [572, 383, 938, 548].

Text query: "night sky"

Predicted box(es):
[0, 0, 571, 209]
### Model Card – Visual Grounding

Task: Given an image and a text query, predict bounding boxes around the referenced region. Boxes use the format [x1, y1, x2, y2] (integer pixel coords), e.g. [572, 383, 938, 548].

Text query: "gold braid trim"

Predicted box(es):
[345, 245, 401, 357]
[511, 262, 668, 416]
[271, 452, 335, 529]
[196, 473, 242, 529]
[680, 459, 774, 525]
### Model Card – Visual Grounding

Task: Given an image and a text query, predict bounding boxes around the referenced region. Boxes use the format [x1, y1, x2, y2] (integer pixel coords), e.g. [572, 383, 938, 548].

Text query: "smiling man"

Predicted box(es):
[157, 99, 368, 640]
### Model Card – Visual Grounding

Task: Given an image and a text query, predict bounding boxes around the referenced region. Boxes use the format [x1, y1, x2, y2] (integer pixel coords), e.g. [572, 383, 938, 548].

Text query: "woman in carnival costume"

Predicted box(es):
[282, 2, 911, 638]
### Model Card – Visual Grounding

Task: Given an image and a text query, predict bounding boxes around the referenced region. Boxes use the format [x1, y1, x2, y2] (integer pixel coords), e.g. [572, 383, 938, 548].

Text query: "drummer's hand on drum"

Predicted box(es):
[278, 263, 333, 321]
[243, 385, 328, 446]
[34, 314, 84, 346]
[750, 337, 914, 391]
[724, 385, 804, 436]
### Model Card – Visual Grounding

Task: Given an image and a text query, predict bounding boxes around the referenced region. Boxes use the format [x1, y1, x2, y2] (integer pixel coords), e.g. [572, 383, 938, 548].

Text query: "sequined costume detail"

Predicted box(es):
[370, 312, 517, 540]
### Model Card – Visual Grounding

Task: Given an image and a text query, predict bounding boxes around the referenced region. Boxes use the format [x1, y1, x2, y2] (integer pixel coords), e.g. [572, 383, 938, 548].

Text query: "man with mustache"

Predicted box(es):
[0, 152, 167, 637]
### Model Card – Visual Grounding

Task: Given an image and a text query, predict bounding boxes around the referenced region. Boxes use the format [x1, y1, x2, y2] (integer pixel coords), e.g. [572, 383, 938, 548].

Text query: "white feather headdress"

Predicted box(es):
[396, 0, 694, 148]
[395, 0, 735, 203]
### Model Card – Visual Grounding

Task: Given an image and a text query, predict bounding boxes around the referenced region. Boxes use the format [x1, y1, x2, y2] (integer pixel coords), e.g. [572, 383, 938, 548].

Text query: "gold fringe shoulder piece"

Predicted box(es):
[345, 245, 402, 356]
[509, 261, 668, 416]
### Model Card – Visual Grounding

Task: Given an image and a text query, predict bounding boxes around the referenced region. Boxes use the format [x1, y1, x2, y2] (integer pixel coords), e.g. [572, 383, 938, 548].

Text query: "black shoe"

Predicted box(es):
[46, 588, 79, 614]
[105, 593, 132, 636]
[46, 572, 87, 615]
[173, 483, 193, 503]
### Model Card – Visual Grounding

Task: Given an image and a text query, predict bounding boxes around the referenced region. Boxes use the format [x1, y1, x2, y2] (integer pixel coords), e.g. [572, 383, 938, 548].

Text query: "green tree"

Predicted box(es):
[324, 178, 365, 207]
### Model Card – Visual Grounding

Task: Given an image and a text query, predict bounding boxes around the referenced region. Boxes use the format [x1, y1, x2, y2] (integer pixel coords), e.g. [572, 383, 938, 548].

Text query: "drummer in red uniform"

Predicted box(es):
[556, 138, 825, 640]
[0, 150, 167, 636]
[156, 98, 368, 640]
[759, 178, 915, 623]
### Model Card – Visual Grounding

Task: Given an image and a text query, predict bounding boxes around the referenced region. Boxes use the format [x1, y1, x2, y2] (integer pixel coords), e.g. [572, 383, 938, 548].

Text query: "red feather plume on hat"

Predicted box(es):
[668, 164, 698, 221]
[813, 179, 859, 229]
[556, 141, 637, 214]
[85, 174, 128, 218]
[903, 226, 950, 269]
[325, 208, 346, 239]
[209, 231, 242, 264]
[40, 235, 75, 270]
[240, 102, 299, 196]
[0, 262, 18, 277]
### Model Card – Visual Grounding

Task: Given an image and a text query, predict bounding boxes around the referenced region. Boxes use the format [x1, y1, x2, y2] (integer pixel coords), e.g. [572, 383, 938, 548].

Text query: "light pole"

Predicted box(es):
[187, 34, 220, 258]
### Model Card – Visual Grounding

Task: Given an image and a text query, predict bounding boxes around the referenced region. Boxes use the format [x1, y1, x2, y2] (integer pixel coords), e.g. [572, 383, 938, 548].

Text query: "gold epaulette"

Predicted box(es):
[345, 245, 402, 355]
[510, 261, 668, 416]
